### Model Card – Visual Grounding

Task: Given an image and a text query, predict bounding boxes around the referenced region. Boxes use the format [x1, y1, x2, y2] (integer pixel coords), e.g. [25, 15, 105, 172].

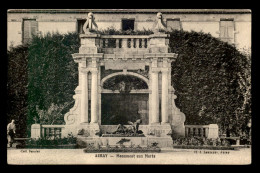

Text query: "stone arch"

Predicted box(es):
[100, 71, 149, 89]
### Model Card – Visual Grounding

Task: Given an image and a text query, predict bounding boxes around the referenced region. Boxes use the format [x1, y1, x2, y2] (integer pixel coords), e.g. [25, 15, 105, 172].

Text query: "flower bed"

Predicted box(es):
[173, 137, 231, 147]
[20, 135, 77, 149]
[102, 134, 145, 137]
[21, 144, 77, 149]
[84, 142, 161, 153]
[172, 137, 239, 150]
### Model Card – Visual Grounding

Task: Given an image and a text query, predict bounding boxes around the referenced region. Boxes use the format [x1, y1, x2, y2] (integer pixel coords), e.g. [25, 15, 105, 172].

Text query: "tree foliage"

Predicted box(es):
[7, 45, 29, 137]
[27, 32, 80, 133]
[168, 30, 251, 136]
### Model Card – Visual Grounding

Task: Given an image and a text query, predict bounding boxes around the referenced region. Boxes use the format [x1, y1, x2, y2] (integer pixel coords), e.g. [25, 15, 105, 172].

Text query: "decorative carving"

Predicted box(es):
[170, 88, 186, 126]
[103, 75, 148, 91]
[116, 138, 131, 145]
[77, 129, 84, 135]
[105, 119, 144, 137]
[64, 96, 79, 125]
[128, 69, 149, 79]
[83, 12, 98, 34]
[171, 107, 186, 127]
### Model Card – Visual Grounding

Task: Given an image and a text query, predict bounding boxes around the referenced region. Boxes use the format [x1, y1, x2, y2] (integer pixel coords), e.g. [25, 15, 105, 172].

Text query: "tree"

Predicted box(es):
[27, 32, 80, 136]
[168, 30, 251, 136]
[7, 45, 29, 137]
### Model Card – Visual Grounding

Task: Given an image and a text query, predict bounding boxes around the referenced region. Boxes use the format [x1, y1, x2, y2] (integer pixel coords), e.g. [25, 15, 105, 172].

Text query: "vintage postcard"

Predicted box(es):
[7, 9, 251, 165]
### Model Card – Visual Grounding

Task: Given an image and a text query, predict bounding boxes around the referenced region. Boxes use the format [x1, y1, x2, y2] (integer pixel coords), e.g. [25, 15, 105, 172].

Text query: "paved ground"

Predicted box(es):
[7, 147, 251, 165]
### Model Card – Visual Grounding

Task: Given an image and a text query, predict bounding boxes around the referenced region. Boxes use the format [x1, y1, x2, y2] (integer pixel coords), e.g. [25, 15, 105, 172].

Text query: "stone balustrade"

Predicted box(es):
[98, 35, 150, 54]
[31, 123, 219, 139]
[31, 124, 65, 139]
[185, 124, 219, 139]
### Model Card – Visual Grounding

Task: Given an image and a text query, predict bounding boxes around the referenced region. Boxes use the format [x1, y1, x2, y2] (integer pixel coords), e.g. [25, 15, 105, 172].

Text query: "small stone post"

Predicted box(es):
[31, 124, 41, 139]
[207, 124, 219, 139]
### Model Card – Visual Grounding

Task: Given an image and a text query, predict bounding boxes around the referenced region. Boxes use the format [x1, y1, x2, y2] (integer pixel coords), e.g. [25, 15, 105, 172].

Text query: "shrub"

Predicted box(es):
[173, 137, 230, 147]
[25, 134, 76, 148]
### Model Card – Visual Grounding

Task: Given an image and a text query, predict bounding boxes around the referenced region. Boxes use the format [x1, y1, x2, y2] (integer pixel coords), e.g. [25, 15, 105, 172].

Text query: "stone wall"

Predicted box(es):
[7, 11, 251, 51]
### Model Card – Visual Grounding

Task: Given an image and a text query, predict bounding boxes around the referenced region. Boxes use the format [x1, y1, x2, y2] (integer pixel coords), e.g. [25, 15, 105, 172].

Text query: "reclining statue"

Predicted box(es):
[112, 119, 143, 135]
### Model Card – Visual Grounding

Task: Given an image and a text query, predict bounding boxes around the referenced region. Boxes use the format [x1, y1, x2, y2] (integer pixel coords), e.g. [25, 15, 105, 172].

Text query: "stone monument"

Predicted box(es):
[62, 12, 186, 148]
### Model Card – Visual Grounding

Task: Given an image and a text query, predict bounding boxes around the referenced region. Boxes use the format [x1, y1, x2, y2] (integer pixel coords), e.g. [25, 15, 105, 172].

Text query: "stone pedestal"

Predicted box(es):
[147, 124, 172, 137]
[101, 137, 147, 147]
[62, 125, 78, 138]
[31, 124, 41, 139]
[77, 136, 173, 148]
[78, 123, 100, 137]
[207, 124, 219, 139]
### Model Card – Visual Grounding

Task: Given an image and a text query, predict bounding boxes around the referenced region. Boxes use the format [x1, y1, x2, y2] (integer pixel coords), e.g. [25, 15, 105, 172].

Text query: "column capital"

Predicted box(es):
[90, 68, 98, 74]
[161, 68, 169, 73]
[80, 68, 90, 74]
[152, 57, 158, 61]
[162, 57, 170, 61]
[151, 67, 160, 73]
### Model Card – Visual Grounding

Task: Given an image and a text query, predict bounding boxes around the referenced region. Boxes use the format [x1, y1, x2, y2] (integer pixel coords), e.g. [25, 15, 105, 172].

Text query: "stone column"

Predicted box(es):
[161, 69, 169, 124]
[81, 70, 88, 123]
[205, 128, 209, 138]
[91, 69, 98, 124]
[151, 70, 159, 124]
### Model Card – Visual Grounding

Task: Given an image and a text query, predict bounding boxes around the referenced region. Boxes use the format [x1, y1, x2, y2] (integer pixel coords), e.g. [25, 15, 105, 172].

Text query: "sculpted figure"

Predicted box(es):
[154, 12, 166, 32]
[127, 119, 142, 134]
[83, 12, 98, 34]
[114, 124, 127, 134]
[119, 81, 126, 93]
[112, 119, 143, 135]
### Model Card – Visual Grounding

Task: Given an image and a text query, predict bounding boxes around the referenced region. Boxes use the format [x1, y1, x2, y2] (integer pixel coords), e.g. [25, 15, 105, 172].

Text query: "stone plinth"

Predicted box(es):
[78, 123, 100, 137]
[77, 136, 101, 148]
[76, 136, 173, 148]
[101, 137, 147, 147]
[147, 137, 173, 148]
[147, 124, 172, 137]
[207, 124, 219, 139]
[79, 34, 100, 54]
[62, 125, 78, 137]
[31, 124, 41, 139]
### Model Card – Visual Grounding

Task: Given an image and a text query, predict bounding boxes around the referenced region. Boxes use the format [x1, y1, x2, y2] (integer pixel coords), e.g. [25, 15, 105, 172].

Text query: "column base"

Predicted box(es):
[148, 123, 172, 137]
[161, 122, 170, 125]
[150, 122, 161, 126]
[80, 122, 89, 125]
[90, 122, 99, 126]
[89, 122, 99, 130]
